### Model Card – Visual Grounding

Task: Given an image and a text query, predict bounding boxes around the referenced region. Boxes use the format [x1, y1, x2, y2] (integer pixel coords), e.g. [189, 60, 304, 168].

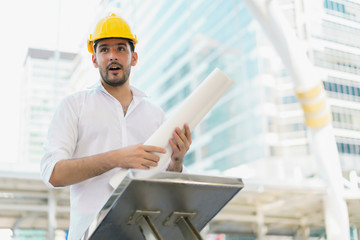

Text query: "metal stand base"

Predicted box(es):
[138, 215, 164, 240]
[84, 170, 243, 240]
[177, 216, 203, 240]
[134, 211, 203, 240]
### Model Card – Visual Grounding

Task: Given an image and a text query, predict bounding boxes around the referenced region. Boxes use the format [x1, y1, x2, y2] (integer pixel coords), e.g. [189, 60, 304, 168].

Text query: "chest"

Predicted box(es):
[76, 98, 162, 145]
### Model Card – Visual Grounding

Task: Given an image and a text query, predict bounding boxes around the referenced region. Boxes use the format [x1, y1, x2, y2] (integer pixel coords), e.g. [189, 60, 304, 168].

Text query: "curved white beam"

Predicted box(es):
[242, 0, 350, 239]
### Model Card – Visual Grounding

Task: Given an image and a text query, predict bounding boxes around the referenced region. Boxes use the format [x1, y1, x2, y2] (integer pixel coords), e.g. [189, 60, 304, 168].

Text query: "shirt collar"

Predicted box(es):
[90, 81, 147, 99]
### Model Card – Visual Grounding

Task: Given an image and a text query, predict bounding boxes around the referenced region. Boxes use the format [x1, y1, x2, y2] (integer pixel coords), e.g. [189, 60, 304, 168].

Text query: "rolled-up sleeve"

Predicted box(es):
[40, 97, 79, 188]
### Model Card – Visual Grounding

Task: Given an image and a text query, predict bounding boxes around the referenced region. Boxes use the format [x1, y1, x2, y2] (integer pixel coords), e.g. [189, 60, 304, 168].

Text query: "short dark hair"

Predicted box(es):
[93, 38, 135, 53]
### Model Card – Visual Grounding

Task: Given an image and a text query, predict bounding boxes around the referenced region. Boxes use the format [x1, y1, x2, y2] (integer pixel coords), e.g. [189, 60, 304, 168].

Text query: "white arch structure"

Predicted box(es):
[243, 0, 350, 239]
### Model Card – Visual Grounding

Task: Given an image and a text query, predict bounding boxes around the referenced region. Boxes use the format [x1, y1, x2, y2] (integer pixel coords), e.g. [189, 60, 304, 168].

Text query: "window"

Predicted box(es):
[323, 79, 360, 101]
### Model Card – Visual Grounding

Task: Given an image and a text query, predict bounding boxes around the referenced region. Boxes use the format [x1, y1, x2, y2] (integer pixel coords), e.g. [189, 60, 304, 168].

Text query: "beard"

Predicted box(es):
[99, 62, 131, 87]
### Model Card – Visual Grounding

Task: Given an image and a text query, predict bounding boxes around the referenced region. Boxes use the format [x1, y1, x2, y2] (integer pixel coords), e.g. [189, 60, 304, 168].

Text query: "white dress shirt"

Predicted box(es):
[40, 82, 166, 240]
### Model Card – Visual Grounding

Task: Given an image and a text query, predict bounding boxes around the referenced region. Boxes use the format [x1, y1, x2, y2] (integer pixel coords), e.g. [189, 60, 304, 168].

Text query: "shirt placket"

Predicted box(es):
[117, 101, 128, 147]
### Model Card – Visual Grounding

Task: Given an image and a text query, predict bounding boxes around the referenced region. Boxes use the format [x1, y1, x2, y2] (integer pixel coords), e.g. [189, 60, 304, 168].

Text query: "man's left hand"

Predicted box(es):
[167, 123, 192, 172]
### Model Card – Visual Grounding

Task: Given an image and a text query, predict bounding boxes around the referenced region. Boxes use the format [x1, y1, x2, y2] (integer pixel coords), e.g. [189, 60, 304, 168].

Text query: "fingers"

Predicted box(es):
[184, 123, 192, 144]
[171, 124, 191, 150]
[169, 138, 178, 152]
[135, 145, 166, 169]
[172, 128, 184, 150]
[142, 145, 167, 154]
[124, 124, 192, 171]
[131, 152, 159, 169]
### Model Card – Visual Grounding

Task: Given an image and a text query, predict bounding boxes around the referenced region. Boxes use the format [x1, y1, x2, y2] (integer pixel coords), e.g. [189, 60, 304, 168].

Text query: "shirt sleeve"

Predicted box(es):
[40, 96, 79, 188]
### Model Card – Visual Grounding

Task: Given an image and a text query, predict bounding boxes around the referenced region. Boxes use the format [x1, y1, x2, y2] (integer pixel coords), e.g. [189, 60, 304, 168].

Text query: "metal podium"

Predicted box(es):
[83, 170, 244, 240]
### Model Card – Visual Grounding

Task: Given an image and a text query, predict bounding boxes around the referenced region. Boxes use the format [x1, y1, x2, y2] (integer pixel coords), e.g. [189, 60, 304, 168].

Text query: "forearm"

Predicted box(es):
[49, 151, 115, 187]
[167, 157, 183, 172]
[48, 144, 165, 187]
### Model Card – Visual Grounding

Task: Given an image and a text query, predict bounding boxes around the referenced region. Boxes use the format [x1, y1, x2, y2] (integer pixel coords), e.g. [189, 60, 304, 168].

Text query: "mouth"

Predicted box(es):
[107, 63, 122, 73]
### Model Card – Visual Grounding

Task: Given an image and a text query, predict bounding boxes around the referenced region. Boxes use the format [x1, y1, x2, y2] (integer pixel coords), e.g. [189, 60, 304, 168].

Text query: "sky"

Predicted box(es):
[0, 0, 100, 166]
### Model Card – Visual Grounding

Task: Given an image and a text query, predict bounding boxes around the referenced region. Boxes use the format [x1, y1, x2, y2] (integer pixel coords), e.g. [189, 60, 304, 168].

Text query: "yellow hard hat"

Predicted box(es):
[87, 13, 138, 54]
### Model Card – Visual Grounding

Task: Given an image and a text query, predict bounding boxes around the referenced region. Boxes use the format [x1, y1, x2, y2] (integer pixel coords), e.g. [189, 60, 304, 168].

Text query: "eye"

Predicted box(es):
[118, 46, 126, 51]
[100, 47, 108, 53]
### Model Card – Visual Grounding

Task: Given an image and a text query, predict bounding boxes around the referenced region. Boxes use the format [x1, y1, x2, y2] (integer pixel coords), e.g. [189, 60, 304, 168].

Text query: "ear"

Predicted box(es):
[92, 54, 98, 68]
[131, 52, 138, 67]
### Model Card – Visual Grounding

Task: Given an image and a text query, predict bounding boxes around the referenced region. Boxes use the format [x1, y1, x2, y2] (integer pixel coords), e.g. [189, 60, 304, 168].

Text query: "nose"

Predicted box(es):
[109, 48, 118, 61]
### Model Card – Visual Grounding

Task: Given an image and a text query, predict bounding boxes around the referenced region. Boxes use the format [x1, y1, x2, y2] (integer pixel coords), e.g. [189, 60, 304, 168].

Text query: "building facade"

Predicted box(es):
[309, 0, 360, 175]
[99, 0, 360, 182]
[91, 0, 360, 238]
[21, 48, 77, 169]
[107, 0, 316, 180]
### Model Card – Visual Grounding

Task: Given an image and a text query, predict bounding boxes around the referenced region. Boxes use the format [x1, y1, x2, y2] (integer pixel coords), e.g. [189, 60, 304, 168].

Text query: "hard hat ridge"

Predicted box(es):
[87, 13, 138, 54]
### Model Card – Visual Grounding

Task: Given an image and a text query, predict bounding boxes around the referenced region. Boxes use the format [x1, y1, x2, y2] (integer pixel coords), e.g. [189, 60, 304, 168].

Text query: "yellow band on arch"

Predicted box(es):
[295, 83, 323, 100]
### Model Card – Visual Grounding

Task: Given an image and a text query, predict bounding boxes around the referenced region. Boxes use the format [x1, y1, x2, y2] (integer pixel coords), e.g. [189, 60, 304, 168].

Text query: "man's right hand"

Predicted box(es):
[111, 144, 167, 170]
[49, 144, 166, 187]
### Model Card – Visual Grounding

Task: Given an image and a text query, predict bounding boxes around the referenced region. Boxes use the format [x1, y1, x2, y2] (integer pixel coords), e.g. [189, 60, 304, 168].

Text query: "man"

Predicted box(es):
[40, 13, 191, 240]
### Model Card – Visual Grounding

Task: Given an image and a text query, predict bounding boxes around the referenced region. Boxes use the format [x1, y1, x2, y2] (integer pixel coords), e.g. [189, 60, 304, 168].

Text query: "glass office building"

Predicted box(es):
[92, 0, 360, 238]
[109, 0, 315, 179]
[104, 0, 360, 180]
[313, 0, 360, 173]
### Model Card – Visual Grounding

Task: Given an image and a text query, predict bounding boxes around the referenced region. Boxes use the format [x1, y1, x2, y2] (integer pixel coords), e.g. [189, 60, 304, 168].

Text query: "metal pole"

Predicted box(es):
[177, 216, 203, 240]
[138, 215, 164, 240]
[256, 207, 266, 240]
[48, 189, 57, 240]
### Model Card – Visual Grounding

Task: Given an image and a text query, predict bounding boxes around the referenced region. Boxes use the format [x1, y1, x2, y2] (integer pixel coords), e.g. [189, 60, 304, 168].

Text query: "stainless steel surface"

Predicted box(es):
[177, 216, 204, 240]
[163, 211, 196, 226]
[138, 215, 164, 240]
[127, 210, 161, 225]
[86, 170, 244, 240]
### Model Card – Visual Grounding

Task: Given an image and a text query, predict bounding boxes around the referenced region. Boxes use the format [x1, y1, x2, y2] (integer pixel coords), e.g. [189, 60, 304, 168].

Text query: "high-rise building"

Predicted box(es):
[307, 0, 360, 175]
[110, 0, 316, 180]
[100, 0, 360, 181]
[21, 48, 77, 168]
[88, 0, 360, 238]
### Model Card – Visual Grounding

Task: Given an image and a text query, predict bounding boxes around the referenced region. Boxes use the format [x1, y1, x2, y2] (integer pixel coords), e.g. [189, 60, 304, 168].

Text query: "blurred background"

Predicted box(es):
[0, 0, 359, 239]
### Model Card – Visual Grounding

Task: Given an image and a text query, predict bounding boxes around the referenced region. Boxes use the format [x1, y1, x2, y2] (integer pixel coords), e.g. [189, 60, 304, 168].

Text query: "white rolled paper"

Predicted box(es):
[109, 68, 234, 188]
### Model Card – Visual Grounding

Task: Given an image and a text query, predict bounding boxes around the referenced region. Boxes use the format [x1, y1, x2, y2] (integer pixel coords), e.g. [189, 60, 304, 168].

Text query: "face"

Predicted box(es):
[92, 38, 138, 87]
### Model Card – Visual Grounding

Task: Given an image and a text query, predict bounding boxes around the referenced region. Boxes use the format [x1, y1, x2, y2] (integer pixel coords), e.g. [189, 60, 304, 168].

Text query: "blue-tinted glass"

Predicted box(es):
[328, 82, 334, 91]
[339, 84, 344, 94]
[341, 4, 345, 13]
[350, 86, 355, 96]
[242, 32, 257, 54]
[190, 1, 214, 22]
[158, 55, 190, 94]
[330, 1, 334, 10]
[323, 81, 329, 90]
[245, 58, 259, 79]
[334, 83, 342, 93]
[345, 85, 350, 94]
[332, 112, 336, 121]
[340, 143, 345, 153]
[283, 96, 297, 104]
[345, 143, 350, 153]
[184, 151, 195, 166]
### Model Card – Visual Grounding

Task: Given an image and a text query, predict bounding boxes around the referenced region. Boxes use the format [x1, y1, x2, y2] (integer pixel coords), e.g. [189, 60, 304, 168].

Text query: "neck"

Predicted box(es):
[101, 81, 132, 103]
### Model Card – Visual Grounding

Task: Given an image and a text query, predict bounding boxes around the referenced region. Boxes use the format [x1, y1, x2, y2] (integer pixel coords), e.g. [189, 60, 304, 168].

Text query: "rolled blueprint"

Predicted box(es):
[109, 68, 234, 188]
